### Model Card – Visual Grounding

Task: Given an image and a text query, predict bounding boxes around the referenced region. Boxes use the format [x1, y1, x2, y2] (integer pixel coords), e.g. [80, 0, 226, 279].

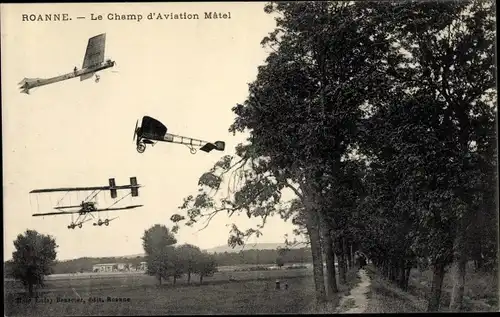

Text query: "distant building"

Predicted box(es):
[92, 263, 127, 273]
[138, 261, 147, 271]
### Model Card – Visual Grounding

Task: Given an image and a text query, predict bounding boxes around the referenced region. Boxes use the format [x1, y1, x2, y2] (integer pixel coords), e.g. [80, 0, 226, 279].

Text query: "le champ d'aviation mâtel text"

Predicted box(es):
[21, 12, 232, 23]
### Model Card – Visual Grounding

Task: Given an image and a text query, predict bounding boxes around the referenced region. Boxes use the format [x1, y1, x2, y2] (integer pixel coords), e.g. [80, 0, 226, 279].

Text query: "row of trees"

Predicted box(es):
[36, 247, 314, 274]
[5, 225, 219, 297]
[142, 224, 217, 285]
[171, 0, 497, 312]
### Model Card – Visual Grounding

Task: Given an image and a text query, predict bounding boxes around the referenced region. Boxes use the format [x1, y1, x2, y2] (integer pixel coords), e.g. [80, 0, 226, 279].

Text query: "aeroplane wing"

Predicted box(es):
[82, 33, 106, 70]
[30, 184, 138, 194]
[32, 211, 80, 217]
[94, 205, 143, 212]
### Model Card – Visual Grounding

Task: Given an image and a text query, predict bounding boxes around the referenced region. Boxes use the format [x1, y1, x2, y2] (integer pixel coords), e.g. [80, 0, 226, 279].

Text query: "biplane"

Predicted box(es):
[133, 116, 226, 154]
[30, 177, 143, 229]
[19, 33, 115, 94]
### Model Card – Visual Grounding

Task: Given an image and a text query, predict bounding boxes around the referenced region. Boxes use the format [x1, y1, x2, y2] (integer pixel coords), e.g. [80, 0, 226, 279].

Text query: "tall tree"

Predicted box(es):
[357, 0, 496, 311]
[10, 230, 58, 297]
[142, 224, 177, 285]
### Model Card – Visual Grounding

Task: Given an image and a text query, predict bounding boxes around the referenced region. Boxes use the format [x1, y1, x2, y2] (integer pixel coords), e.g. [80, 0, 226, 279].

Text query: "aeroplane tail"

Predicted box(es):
[214, 141, 225, 151]
[130, 177, 139, 197]
[199, 141, 226, 153]
[109, 178, 117, 199]
[18, 78, 39, 94]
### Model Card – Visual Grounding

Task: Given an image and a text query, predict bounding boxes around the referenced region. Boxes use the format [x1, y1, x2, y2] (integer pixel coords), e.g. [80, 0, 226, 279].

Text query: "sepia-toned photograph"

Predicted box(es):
[1, 1, 498, 315]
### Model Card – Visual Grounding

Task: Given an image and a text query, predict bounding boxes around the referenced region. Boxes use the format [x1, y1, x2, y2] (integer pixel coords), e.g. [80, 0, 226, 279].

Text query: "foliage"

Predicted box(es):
[169, 0, 496, 310]
[142, 224, 178, 283]
[276, 256, 285, 268]
[195, 252, 218, 283]
[10, 230, 58, 297]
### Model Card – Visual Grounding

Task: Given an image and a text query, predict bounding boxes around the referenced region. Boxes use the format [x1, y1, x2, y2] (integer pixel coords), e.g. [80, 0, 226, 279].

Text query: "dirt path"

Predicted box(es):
[337, 269, 371, 313]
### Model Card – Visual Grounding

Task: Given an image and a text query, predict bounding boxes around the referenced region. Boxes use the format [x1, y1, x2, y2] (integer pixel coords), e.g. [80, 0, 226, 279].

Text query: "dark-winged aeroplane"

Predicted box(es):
[133, 116, 226, 154]
[30, 177, 143, 229]
[19, 33, 115, 94]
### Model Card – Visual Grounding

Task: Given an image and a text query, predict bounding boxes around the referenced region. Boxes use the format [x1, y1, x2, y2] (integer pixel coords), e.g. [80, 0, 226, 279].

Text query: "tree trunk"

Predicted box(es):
[336, 236, 347, 284]
[450, 211, 469, 311]
[347, 243, 353, 269]
[350, 244, 354, 268]
[173, 275, 177, 285]
[427, 261, 446, 312]
[187, 271, 191, 284]
[199, 275, 204, 284]
[398, 259, 406, 289]
[305, 209, 327, 304]
[449, 250, 467, 311]
[323, 227, 338, 296]
[383, 261, 389, 279]
[342, 238, 349, 272]
[27, 282, 34, 298]
[158, 275, 162, 286]
[404, 262, 412, 291]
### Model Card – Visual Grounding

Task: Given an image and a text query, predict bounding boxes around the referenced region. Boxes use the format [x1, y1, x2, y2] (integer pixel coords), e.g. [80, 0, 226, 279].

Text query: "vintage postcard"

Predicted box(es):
[2, 1, 497, 316]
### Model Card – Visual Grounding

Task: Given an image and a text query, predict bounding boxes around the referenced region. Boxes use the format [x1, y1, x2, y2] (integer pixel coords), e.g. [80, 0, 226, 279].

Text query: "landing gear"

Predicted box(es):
[137, 142, 146, 153]
[95, 74, 100, 83]
[93, 218, 113, 227]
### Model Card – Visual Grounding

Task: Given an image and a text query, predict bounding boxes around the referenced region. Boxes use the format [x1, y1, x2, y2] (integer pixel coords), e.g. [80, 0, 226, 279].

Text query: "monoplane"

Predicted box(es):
[133, 116, 226, 154]
[19, 33, 115, 94]
[30, 177, 143, 229]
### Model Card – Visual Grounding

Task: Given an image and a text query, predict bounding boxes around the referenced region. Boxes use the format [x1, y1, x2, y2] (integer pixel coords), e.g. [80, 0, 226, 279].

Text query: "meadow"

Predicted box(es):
[364, 262, 498, 313]
[5, 266, 350, 315]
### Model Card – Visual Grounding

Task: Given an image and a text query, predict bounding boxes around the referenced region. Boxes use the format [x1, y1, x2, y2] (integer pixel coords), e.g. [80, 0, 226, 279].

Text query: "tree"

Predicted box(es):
[275, 256, 285, 269]
[172, 1, 404, 305]
[355, 0, 496, 311]
[169, 247, 185, 285]
[10, 230, 58, 297]
[195, 253, 217, 284]
[142, 224, 177, 285]
[176, 244, 203, 284]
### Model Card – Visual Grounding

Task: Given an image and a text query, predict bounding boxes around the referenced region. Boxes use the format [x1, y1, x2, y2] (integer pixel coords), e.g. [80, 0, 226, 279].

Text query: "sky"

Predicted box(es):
[1, 2, 299, 261]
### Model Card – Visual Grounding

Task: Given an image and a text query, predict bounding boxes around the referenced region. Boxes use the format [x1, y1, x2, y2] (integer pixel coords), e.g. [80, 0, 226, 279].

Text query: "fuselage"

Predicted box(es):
[22, 60, 115, 90]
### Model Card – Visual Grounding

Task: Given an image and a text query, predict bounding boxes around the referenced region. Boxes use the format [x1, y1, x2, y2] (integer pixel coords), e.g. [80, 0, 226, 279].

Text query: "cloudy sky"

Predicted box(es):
[2, 2, 298, 261]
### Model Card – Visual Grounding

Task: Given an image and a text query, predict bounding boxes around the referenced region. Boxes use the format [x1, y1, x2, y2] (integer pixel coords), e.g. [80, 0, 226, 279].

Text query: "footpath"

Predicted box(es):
[336, 268, 371, 313]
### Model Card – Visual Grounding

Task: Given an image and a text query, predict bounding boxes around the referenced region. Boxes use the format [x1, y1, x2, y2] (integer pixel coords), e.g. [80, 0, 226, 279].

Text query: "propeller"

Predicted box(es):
[133, 120, 138, 141]
[106, 57, 119, 72]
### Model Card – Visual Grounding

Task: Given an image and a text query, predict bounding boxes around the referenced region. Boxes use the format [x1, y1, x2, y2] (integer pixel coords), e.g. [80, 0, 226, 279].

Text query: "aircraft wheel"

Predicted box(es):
[137, 143, 146, 153]
[105, 219, 109, 226]
[79, 224, 83, 228]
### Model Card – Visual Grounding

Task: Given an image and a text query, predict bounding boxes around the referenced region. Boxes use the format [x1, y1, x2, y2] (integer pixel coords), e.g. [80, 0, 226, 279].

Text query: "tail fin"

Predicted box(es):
[130, 177, 139, 197]
[199, 141, 225, 153]
[214, 141, 225, 151]
[18, 78, 37, 85]
[18, 78, 39, 94]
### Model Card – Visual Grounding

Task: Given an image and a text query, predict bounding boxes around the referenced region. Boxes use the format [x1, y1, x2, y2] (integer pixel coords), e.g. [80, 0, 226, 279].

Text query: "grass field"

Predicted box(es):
[364, 263, 498, 313]
[5, 268, 328, 315]
[5, 265, 362, 316]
